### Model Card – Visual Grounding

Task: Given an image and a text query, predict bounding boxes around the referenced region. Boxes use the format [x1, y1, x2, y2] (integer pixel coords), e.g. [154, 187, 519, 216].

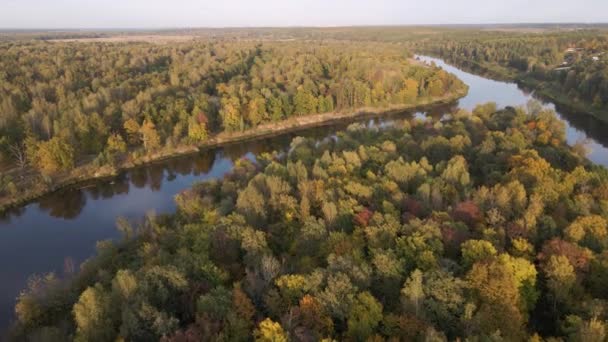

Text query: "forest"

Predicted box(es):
[10, 101, 608, 341]
[0, 40, 464, 204]
[409, 29, 608, 118]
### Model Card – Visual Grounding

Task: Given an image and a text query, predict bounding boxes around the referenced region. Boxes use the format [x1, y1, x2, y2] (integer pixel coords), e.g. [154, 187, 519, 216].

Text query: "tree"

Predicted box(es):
[247, 97, 267, 127]
[187, 115, 208, 143]
[254, 318, 288, 342]
[106, 134, 127, 156]
[545, 255, 576, 308]
[466, 260, 525, 340]
[268, 96, 284, 122]
[123, 119, 141, 145]
[111, 270, 137, 301]
[452, 201, 482, 227]
[298, 295, 333, 337]
[9, 142, 28, 171]
[565, 215, 608, 252]
[347, 292, 383, 341]
[318, 95, 334, 113]
[73, 284, 113, 342]
[422, 270, 466, 338]
[275, 274, 308, 306]
[36, 136, 75, 174]
[318, 273, 357, 322]
[401, 269, 425, 316]
[294, 88, 317, 116]
[140, 120, 161, 152]
[428, 79, 444, 97]
[400, 79, 419, 103]
[461, 240, 497, 269]
[570, 317, 607, 342]
[236, 182, 267, 225]
[220, 96, 242, 132]
[197, 287, 232, 321]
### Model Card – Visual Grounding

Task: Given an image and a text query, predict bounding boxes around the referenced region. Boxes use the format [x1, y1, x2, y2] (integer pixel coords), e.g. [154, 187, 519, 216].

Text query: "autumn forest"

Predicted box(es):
[3, 25, 608, 342]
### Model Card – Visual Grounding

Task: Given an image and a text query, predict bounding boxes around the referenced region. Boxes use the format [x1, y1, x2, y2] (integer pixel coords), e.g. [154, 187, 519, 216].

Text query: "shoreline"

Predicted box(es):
[0, 88, 467, 214]
[516, 77, 608, 122]
[421, 52, 608, 122]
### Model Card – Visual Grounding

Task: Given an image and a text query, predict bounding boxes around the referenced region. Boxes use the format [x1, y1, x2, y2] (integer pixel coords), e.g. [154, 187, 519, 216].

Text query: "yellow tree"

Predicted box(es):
[466, 260, 526, 340]
[400, 79, 419, 103]
[187, 116, 208, 143]
[36, 136, 75, 174]
[139, 120, 161, 152]
[254, 318, 288, 342]
[220, 97, 242, 132]
[247, 97, 267, 127]
[123, 119, 140, 145]
[105, 134, 127, 155]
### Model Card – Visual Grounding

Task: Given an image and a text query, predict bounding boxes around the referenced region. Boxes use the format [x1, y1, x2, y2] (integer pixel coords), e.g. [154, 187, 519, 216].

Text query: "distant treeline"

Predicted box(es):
[409, 30, 608, 115]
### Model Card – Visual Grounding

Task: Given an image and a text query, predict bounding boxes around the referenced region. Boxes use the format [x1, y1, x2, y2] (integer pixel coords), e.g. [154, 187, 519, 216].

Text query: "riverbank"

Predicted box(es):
[517, 77, 608, 121]
[0, 88, 467, 214]
[419, 53, 518, 82]
[420, 52, 608, 123]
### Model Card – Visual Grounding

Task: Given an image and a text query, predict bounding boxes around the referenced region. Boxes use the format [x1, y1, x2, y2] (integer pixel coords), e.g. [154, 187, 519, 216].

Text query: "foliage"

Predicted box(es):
[0, 40, 464, 177]
[12, 103, 608, 341]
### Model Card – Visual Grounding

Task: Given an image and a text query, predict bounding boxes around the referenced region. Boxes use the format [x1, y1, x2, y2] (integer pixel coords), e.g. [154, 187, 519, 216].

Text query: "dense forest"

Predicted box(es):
[410, 30, 608, 117]
[10, 101, 608, 341]
[0, 40, 464, 202]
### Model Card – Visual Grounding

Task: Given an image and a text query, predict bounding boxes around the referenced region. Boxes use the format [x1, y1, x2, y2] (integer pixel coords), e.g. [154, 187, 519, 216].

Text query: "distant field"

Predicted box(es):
[50, 34, 199, 43]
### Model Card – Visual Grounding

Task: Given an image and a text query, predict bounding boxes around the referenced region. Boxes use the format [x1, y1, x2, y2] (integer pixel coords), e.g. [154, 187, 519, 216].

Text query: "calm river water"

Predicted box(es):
[1, 55, 608, 330]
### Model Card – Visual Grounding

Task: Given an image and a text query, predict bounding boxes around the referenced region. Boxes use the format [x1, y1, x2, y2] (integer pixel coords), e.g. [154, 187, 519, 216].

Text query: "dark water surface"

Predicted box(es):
[1, 55, 608, 330]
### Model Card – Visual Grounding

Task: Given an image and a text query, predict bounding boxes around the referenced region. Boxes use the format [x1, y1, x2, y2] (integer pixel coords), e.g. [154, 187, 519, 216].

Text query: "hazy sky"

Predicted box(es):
[2, 0, 607, 28]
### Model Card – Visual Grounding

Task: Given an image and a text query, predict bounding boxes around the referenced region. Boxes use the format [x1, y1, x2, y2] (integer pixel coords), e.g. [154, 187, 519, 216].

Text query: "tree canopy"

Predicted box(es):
[11, 102, 608, 341]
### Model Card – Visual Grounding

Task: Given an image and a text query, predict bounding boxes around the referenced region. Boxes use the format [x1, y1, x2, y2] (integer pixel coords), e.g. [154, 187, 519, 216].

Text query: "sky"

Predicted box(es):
[1, 0, 607, 29]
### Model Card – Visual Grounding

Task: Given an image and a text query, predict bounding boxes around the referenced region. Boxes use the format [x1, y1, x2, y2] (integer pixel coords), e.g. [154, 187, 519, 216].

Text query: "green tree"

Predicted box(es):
[347, 292, 383, 341]
[294, 88, 317, 116]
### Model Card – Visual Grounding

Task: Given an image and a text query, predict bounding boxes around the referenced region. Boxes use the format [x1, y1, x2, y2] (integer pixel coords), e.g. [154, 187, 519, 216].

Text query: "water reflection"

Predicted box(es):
[38, 189, 87, 219]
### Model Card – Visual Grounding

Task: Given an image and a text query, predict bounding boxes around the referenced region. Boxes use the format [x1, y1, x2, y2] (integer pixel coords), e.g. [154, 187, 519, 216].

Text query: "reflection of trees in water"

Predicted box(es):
[148, 165, 164, 191]
[126, 165, 165, 191]
[130, 168, 149, 189]
[167, 156, 195, 176]
[87, 175, 130, 200]
[544, 99, 608, 148]
[430, 103, 458, 119]
[192, 151, 216, 175]
[37, 189, 86, 219]
[0, 206, 25, 223]
[222, 140, 275, 162]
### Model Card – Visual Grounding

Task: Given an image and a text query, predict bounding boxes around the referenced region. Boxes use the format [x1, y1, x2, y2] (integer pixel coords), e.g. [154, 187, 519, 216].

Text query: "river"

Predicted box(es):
[1, 55, 608, 331]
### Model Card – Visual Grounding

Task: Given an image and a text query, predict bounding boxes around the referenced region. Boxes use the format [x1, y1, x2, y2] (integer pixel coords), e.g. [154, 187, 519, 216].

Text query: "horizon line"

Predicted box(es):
[1, 22, 608, 32]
